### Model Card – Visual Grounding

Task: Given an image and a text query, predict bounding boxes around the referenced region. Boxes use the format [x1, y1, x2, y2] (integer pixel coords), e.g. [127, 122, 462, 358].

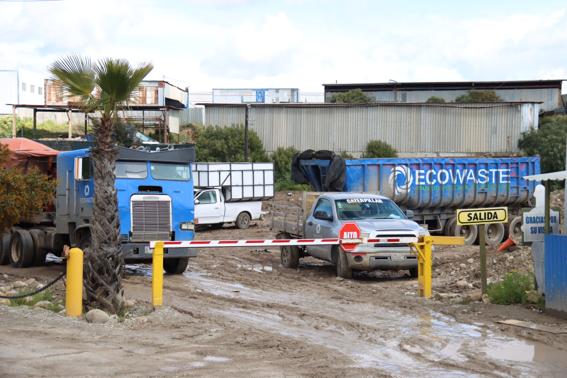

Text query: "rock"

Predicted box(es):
[459, 263, 467, 269]
[3, 274, 8, 279]
[109, 314, 119, 323]
[5, 290, 17, 296]
[467, 290, 483, 302]
[85, 309, 110, 324]
[12, 281, 26, 288]
[525, 290, 541, 304]
[482, 294, 491, 303]
[0, 298, 10, 305]
[125, 299, 136, 307]
[34, 300, 52, 309]
[0, 284, 13, 292]
[24, 296, 35, 304]
[456, 280, 469, 289]
[24, 278, 37, 286]
[336, 277, 345, 282]
[467, 258, 474, 264]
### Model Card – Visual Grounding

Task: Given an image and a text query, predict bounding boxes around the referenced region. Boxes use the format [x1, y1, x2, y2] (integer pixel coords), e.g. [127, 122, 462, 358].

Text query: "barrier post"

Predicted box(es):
[66, 247, 83, 317]
[152, 241, 164, 307]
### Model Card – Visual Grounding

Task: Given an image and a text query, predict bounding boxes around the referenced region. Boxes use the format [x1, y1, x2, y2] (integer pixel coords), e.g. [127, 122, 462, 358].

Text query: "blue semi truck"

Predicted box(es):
[2, 146, 196, 274]
[295, 154, 541, 245]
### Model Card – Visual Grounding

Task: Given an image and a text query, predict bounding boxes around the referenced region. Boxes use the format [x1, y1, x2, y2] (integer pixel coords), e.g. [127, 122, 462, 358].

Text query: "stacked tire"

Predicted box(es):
[0, 229, 47, 268]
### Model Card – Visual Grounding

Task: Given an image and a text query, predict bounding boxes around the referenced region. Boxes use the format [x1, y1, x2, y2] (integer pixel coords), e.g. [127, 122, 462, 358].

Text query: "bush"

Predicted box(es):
[487, 272, 534, 305]
[195, 125, 268, 162]
[518, 115, 567, 174]
[426, 96, 445, 103]
[363, 140, 397, 158]
[339, 151, 354, 159]
[0, 116, 79, 138]
[329, 89, 373, 104]
[0, 144, 55, 234]
[455, 90, 502, 103]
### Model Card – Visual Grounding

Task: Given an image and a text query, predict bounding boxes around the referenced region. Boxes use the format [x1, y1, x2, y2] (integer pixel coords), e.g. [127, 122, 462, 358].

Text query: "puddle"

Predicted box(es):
[203, 355, 231, 363]
[236, 263, 273, 273]
[184, 271, 567, 376]
[125, 264, 152, 277]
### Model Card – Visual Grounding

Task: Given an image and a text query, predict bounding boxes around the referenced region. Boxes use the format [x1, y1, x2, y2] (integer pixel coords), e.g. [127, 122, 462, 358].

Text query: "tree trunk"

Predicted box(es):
[83, 116, 124, 314]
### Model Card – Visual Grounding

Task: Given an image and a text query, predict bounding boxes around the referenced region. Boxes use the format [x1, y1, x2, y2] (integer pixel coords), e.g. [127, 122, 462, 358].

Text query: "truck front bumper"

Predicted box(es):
[346, 251, 417, 271]
[121, 242, 198, 262]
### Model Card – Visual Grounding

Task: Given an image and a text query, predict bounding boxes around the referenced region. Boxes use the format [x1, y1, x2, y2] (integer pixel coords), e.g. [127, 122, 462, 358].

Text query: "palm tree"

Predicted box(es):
[50, 56, 153, 313]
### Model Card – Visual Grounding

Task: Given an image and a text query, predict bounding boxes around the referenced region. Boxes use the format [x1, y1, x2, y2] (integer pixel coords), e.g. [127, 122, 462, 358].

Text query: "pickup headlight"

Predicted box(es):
[180, 222, 195, 231]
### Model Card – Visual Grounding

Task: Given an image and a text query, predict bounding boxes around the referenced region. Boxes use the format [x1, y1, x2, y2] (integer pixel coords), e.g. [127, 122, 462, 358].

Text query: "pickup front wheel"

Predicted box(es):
[336, 249, 352, 279]
[280, 246, 300, 269]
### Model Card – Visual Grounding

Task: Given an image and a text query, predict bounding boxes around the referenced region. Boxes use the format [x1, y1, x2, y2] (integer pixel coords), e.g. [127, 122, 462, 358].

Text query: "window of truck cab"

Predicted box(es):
[335, 198, 406, 220]
[115, 161, 148, 179]
[150, 162, 191, 181]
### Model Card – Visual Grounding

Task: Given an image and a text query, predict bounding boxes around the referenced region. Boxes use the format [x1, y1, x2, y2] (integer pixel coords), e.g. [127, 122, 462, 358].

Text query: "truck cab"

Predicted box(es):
[55, 147, 196, 273]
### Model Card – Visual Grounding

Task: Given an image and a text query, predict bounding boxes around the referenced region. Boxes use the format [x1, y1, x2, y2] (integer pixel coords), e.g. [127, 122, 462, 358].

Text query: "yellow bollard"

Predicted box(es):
[66, 247, 83, 317]
[413, 236, 433, 298]
[152, 242, 164, 307]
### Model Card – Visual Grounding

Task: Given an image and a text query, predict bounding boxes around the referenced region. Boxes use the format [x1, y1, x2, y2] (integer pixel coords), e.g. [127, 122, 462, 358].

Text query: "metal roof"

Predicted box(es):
[524, 171, 567, 181]
[197, 101, 542, 108]
[323, 80, 564, 92]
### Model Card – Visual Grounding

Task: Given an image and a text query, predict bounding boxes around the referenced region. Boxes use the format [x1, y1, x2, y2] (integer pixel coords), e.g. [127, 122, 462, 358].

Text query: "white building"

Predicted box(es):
[0, 69, 45, 114]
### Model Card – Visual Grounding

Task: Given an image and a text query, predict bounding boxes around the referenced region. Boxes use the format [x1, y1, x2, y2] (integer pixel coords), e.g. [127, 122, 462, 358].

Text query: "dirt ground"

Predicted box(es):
[1, 192, 567, 377]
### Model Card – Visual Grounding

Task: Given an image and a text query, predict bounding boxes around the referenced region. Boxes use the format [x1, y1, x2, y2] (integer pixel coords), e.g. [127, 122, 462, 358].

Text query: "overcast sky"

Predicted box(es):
[1, 0, 566, 93]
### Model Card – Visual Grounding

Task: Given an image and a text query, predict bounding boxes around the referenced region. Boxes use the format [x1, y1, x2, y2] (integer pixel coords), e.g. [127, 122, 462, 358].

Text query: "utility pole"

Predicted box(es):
[244, 104, 250, 161]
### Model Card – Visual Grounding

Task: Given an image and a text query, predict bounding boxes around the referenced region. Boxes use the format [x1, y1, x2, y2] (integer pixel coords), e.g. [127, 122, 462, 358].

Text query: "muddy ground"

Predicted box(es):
[1, 192, 567, 377]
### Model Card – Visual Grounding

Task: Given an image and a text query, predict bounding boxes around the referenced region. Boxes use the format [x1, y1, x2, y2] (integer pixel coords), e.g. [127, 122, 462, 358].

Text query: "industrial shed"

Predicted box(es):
[201, 102, 540, 157]
[323, 80, 564, 112]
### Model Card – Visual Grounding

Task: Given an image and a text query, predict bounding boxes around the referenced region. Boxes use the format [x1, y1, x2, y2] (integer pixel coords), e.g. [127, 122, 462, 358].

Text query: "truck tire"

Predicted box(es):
[455, 224, 478, 245]
[409, 267, 418, 278]
[0, 232, 11, 265]
[336, 250, 352, 279]
[280, 246, 300, 269]
[508, 216, 522, 244]
[75, 228, 92, 250]
[164, 257, 189, 274]
[29, 229, 47, 266]
[235, 212, 251, 229]
[484, 223, 506, 246]
[444, 217, 457, 236]
[10, 229, 35, 268]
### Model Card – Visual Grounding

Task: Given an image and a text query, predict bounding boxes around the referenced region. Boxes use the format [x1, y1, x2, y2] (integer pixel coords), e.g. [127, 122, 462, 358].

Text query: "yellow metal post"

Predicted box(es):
[152, 242, 164, 307]
[66, 247, 83, 317]
[415, 236, 433, 298]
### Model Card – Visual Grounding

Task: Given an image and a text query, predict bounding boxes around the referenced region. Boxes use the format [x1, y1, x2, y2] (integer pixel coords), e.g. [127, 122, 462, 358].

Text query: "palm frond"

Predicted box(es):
[94, 59, 153, 106]
[49, 55, 96, 98]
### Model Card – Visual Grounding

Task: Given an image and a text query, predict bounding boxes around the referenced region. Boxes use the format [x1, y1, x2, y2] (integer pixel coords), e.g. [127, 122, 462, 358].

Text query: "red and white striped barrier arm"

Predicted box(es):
[149, 236, 418, 249]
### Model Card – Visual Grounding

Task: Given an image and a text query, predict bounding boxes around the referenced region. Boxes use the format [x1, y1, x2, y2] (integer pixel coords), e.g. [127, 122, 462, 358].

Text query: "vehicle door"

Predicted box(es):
[304, 198, 335, 261]
[194, 189, 224, 224]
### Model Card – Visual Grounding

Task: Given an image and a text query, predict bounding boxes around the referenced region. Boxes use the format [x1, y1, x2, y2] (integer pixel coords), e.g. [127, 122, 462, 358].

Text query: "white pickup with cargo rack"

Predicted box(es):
[192, 162, 274, 229]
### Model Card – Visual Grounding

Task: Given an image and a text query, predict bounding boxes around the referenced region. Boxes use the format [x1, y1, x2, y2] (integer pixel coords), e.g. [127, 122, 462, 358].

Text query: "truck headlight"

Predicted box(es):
[180, 222, 194, 231]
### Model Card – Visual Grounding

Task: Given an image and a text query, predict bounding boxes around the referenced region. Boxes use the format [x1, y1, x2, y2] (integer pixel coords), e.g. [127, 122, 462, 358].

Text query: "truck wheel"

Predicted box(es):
[10, 229, 35, 268]
[29, 229, 47, 266]
[409, 267, 418, 278]
[164, 257, 189, 274]
[236, 212, 251, 229]
[0, 232, 11, 265]
[508, 216, 522, 244]
[444, 217, 457, 236]
[455, 224, 478, 245]
[280, 246, 300, 268]
[75, 229, 92, 250]
[484, 223, 506, 246]
[336, 250, 352, 279]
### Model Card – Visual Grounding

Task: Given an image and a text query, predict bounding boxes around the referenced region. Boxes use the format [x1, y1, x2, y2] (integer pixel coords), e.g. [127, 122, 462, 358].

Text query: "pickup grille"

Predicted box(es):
[131, 195, 171, 242]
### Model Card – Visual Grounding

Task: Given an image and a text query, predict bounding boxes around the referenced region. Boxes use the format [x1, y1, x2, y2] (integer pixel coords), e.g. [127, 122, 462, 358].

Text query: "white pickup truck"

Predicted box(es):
[194, 188, 264, 229]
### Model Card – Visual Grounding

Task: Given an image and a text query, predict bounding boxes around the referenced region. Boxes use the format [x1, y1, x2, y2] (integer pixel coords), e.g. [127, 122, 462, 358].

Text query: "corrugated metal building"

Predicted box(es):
[201, 102, 540, 156]
[323, 80, 564, 112]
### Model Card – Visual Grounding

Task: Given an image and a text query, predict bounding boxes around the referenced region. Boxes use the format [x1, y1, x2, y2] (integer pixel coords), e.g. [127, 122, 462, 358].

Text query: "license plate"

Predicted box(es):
[390, 254, 404, 261]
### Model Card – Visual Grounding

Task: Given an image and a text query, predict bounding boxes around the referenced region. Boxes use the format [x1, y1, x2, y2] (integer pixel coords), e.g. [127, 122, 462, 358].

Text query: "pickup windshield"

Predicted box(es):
[335, 198, 406, 220]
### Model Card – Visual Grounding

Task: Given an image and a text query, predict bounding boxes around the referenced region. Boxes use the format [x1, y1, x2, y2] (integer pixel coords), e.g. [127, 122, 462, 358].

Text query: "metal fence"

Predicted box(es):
[203, 103, 540, 156]
[544, 234, 567, 316]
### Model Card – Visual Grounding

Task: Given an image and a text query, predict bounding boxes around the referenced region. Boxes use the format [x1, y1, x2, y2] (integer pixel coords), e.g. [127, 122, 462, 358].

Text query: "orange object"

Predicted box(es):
[498, 237, 516, 252]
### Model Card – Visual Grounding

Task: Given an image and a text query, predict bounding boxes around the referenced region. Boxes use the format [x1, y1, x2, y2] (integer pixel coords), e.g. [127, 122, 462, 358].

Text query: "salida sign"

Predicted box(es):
[457, 207, 508, 225]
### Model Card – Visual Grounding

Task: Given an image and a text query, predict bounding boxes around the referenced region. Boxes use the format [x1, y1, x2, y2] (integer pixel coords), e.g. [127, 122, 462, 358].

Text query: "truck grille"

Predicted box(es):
[131, 195, 171, 242]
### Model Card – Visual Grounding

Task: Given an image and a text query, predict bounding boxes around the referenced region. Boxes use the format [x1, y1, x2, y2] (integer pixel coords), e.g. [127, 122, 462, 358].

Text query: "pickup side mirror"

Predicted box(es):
[195, 199, 200, 205]
[314, 210, 333, 221]
[405, 209, 414, 219]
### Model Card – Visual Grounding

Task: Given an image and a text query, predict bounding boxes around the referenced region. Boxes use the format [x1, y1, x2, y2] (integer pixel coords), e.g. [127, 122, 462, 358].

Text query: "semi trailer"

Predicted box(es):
[294, 152, 540, 245]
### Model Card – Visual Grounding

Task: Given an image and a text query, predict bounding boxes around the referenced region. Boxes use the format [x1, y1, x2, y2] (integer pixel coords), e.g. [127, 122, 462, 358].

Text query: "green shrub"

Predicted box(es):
[518, 115, 567, 174]
[329, 89, 373, 104]
[426, 96, 445, 103]
[455, 90, 502, 103]
[195, 125, 268, 162]
[487, 272, 534, 305]
[363, 140, 397, 158]
[0, 116, 81, 138]
[339, 151, 354, 159]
